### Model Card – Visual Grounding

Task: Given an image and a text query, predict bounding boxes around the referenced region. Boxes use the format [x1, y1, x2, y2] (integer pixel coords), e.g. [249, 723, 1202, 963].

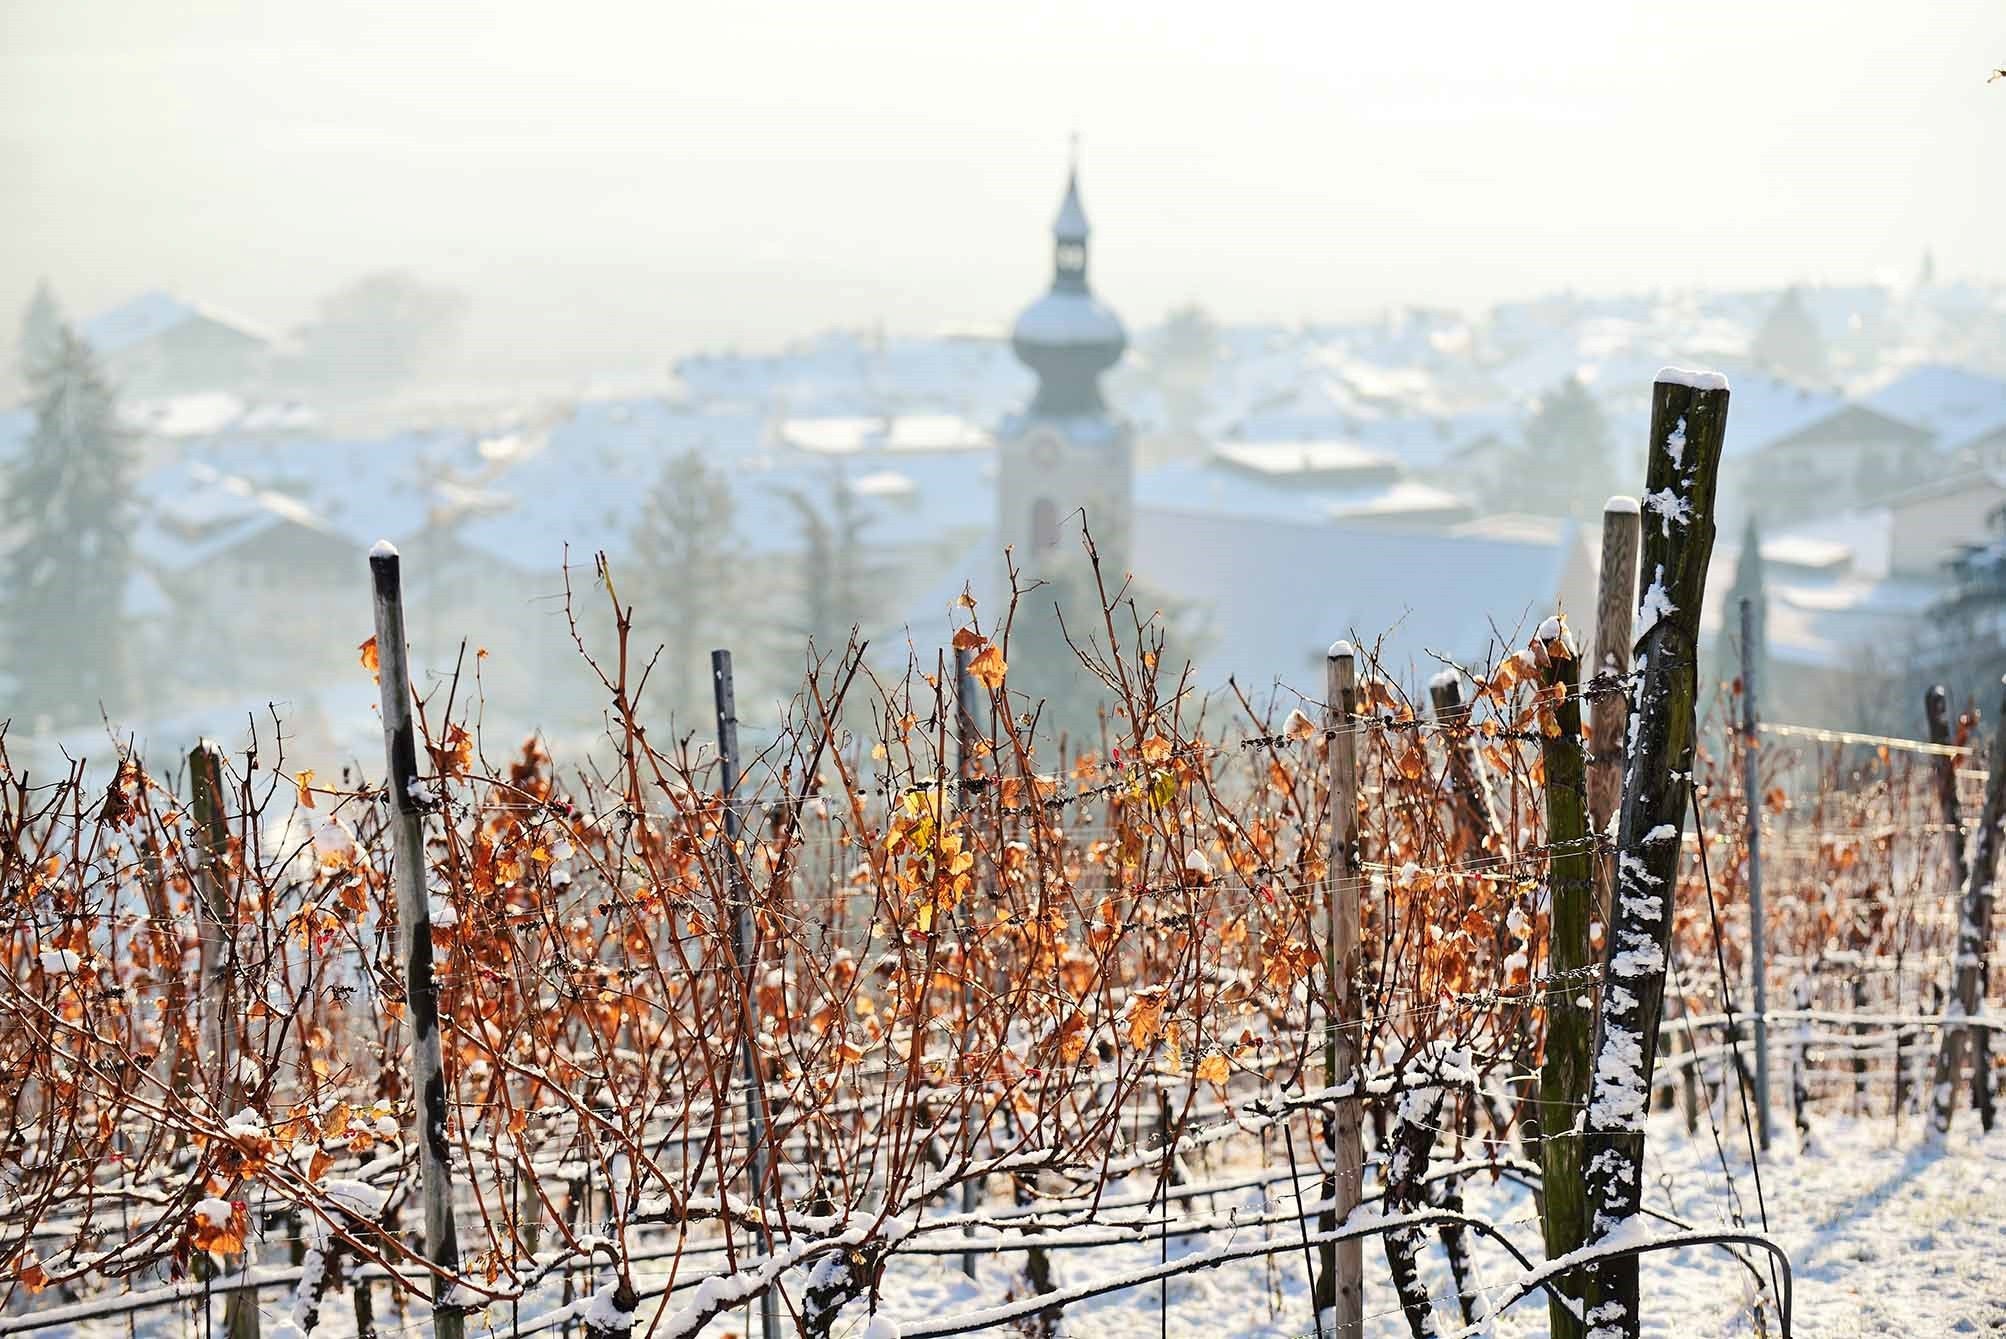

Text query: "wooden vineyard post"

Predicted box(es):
[711, 649, 781, 1339]
[189, 740, 259, 1339]
[1930, 675, 2006, 1137]
[369, 542, 465, 1339]
[954, 645, 984, 1279]
[1926, 686, 1990, 1128]
[1740, 596, 1771, 1151]
[188, 741, 234, 1113]
[1535, 619, 1592, 1339]
[1579, 370, 1730, 1339]
[1315, 642, 1362, 1339]
[1591, 496, 1641, 929]
[1428, 672, 1499, 853]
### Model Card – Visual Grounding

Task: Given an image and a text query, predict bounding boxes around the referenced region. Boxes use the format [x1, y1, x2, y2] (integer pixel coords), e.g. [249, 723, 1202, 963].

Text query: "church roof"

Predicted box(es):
[1053, 171, 1089, 242]
[1012, 289, 1124, 348]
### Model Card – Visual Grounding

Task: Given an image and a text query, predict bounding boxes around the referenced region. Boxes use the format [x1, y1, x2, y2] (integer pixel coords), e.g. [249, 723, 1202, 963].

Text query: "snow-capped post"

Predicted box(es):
[1591, 496, 1641, 928]
[1534, 618, 1592, 1339]
[368, 541, 465, 1339]
[953, 644, 985, 1279]
[187, 740, 234, 1111]
[1315, 641, 1363, 1339]
[1930, 674, 2006, 1137]
[1579, 369, 1729, 1339]
[711, 648, 781, 1339]
[1739, 595, 1771, 1151]
[1925, 686, 1991, 1128]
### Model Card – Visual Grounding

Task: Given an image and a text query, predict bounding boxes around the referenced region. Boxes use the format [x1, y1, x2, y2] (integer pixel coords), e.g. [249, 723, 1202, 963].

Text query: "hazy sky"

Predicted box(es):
[5, 1, 2003, 373]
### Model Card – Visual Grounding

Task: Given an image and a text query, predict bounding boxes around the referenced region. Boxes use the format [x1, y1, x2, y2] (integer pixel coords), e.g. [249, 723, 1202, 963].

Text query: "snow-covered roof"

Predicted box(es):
[1013, 290, 1125, 348]
[778, 413, 991, 454]
[82, 292, 271, 355]
[133, 461, 347, 573]
[851, 469, 918, 499]
[1136, 458, 1469, 528]
[674, 331, 1027, 420]
[1213, 441, 1394, 478]
[1759, 535, 1852, 573]
[1766, 509, 1895, 580]
[1702, 532, 1938, 672]
[1690, 369, 1843, 460]
[1862, 364, 2006, 450]
[122, 392, 247, 439]
[454, 401, 992, 571]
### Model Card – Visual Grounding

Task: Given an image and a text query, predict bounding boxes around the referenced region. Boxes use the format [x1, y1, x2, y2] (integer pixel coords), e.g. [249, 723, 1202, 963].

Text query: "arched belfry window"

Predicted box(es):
[1031, 497, 1059, 551]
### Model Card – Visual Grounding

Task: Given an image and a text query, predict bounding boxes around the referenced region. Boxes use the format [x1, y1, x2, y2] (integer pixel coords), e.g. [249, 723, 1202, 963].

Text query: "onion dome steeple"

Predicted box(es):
[1011, 161, 1126, 417]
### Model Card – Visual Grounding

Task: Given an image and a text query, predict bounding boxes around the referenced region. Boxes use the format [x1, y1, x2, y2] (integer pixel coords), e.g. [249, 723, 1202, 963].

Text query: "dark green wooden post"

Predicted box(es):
[1579, 370, 1730, 1339]
[1536, 620, 1591, 1339]
[1931, 676, 2006, 1136]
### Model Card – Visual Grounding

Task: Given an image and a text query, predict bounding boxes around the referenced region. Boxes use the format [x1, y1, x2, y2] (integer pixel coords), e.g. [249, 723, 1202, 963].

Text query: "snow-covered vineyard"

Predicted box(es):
[6, 369, 2006, 1339]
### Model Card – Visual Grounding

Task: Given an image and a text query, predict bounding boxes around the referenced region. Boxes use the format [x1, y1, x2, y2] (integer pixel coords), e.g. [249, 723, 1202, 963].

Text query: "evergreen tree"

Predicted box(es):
[776, 463, 886, 656]
[17, 280, 66, 385]
[1752, 286, 1828, 386]
[2, 327, 136, 725]
[631, 448, 739, 726]
[1504, 375, 1618, 518]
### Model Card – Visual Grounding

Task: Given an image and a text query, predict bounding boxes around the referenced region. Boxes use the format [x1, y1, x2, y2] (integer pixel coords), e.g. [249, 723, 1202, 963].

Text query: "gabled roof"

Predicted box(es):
[1862, 363, 2006, 444]
[82, 292, 272, 355]
[1709, 371, 1847, 458]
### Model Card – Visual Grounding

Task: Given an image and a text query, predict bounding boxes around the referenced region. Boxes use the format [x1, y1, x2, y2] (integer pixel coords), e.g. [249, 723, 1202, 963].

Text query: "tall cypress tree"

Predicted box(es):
[3, 326, 136, 726]
[1717, 513, 1769, 702]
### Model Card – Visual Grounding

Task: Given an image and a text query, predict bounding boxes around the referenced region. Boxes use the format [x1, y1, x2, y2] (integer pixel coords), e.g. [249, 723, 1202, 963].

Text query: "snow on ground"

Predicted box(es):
[833, 1112, 2006, 1337]
[46, 1112, 2005, 1338]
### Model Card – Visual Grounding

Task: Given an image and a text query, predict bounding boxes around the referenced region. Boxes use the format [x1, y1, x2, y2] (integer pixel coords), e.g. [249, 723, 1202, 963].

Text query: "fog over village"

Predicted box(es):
[5, 6, 2006, 1339]
[1, 3, 2002, 770]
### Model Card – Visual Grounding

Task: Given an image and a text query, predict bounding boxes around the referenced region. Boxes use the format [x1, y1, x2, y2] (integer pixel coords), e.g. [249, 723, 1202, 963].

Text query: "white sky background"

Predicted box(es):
[4, 0, 2003, 376]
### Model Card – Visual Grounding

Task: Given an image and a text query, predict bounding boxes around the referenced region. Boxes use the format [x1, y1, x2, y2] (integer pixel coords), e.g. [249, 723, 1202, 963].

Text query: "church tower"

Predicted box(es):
[998, 160, 1133, 581]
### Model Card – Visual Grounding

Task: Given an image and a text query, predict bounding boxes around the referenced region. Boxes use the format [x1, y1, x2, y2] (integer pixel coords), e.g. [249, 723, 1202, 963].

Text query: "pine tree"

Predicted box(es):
[776, 462, 885, 655]
[1505, 375, 1617, 518]
[17, 280, 66, 384]
[630, 448, 739, 726]
[2, 327, 136, 726]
